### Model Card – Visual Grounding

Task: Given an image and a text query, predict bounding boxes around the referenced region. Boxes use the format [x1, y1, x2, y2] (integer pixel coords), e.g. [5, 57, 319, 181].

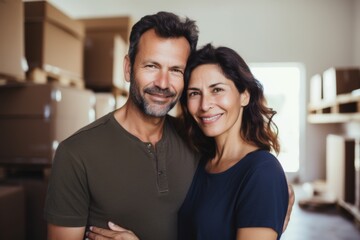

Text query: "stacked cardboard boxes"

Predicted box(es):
[0, 1, 98, 239]
[0, 83, 95, 165]
[84, 31, 127, 91]
[24, 1, 85, 84]
[81, 17, 132, 92]
[0, 185, 25, 240]
[81, 16, 133, 117]
[0, 0, 26, 82]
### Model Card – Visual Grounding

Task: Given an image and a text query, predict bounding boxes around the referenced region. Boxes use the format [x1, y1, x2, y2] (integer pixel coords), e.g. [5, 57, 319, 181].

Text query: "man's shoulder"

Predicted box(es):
[165, 115, 186, 138]
[64, 112, 114, 143]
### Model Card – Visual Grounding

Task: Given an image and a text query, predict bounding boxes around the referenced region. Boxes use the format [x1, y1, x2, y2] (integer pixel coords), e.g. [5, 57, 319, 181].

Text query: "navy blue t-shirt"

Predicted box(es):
[177, 150, 288, 240]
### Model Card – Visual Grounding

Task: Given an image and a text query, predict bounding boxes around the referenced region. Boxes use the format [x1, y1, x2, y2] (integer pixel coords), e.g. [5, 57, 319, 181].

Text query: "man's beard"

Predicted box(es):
[129, 72, 179, 117]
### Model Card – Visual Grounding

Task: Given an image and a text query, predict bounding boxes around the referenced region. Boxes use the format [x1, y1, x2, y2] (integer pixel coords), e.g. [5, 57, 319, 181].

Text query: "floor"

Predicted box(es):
[281, 185, 360, 240]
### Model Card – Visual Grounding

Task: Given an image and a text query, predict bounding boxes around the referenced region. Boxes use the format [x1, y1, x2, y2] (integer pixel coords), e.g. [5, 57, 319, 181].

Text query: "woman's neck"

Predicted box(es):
[206, 134, 258, 173]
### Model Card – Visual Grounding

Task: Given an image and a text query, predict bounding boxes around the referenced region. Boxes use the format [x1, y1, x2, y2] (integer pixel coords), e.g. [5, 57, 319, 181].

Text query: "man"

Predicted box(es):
[45, 11, 294, 240]
[45, 11, 200, 240]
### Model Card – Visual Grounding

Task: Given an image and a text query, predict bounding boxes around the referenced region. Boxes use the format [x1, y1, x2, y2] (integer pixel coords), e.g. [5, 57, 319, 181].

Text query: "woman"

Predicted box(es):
[177, 44, 289, 240]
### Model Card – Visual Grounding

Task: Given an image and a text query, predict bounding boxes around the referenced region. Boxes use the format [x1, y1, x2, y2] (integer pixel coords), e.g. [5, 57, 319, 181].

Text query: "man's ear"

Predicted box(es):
[240, 89, 250, 107]
[123, 55, 131, 83]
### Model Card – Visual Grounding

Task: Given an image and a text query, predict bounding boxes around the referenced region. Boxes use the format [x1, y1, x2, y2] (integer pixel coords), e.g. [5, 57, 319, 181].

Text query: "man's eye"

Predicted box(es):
[171, 68, 184, 75]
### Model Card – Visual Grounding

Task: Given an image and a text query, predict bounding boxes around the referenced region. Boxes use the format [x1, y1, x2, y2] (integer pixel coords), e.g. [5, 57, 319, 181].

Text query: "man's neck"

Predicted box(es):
[114, 101, 166, 146]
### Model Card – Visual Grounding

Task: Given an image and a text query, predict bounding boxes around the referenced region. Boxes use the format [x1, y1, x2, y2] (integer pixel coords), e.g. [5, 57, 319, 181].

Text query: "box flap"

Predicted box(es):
[81, 16, 133, 42]
[25, 1, 84, 38]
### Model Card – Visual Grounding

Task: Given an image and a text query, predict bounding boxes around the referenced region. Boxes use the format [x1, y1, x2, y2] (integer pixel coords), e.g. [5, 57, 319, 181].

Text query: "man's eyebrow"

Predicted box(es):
[141, 60, 159, 65]
[171, 64, 186, 70]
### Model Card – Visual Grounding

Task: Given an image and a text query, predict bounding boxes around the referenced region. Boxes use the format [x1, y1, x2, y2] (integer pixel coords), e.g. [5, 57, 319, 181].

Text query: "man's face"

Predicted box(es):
[126, 29, 190, 117]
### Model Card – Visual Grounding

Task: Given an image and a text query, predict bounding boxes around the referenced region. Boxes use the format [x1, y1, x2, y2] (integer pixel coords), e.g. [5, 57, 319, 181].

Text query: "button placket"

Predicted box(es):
[156, 143, 169, 193]
[146, 143, 152, 153]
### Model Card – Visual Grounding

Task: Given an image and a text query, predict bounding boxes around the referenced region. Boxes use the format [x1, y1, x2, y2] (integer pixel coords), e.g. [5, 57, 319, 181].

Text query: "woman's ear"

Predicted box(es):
[123, 55, 131, 83]
[240, 89, 250, 107]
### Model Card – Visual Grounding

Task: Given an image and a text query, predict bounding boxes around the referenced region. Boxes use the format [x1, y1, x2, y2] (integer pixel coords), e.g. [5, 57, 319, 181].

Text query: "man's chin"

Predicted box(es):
[144, 104, 173, 117]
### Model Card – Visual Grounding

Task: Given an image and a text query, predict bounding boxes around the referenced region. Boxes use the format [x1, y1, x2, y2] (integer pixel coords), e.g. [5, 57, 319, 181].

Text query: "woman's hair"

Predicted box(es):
[128, 11, 199, 67]
[180, 43, 280, 159]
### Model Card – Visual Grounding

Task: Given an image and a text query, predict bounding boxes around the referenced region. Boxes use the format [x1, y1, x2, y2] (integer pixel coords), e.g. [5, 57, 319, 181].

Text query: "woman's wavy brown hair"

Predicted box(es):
[180, 43, 280, 159]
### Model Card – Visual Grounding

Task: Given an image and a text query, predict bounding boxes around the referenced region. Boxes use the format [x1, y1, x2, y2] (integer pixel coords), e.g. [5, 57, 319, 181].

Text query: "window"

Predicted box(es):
[250, 63, 303, 173]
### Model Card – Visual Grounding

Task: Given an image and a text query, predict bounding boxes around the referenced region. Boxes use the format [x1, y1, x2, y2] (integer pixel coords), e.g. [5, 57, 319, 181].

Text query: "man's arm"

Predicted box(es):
[48, 224, 85, 240]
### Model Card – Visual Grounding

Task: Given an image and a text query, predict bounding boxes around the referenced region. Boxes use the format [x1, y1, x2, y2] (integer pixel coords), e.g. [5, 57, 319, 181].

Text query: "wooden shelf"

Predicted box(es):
[308, 113, 360, 123]
[308, 93, 360, 123]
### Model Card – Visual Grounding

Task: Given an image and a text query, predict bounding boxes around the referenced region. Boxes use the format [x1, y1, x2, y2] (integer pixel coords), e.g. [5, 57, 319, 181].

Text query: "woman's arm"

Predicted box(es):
[48, 224, 85, 240]
[236, 227, 277, 240]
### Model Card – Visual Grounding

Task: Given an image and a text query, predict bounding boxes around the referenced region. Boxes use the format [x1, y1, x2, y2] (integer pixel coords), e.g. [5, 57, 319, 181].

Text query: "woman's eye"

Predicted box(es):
[145, 64, 156, 69]
[213, 88, 223, 93]
[188, 92, 199, 97]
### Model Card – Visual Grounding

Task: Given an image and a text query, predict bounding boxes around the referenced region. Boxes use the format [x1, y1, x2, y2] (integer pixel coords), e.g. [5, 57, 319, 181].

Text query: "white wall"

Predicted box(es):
[354, 0, 360, 66]
[49, 0, 359, 182]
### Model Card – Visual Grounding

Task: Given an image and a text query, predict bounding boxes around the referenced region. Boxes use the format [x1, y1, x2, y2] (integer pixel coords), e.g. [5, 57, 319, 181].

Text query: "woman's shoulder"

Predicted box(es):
[244, 149, 282, 170]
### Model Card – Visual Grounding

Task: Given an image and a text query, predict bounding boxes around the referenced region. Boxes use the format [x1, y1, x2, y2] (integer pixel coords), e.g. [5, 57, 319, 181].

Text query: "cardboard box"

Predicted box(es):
[81, 17, 132, 92]
[0, 83, 95, 165]
[322, 67, 360, 100]
[326, 134, 356, 204]
[95, 92, 116, 119]
[3, 178, 48, 240]
[0, 185, 25, 240]
[309, 74, 322, 104]
[24, 1, 85, 80]
[81, 16, 133, 43]
[84, 32, 128, 91]
[0, 0, 26, 81]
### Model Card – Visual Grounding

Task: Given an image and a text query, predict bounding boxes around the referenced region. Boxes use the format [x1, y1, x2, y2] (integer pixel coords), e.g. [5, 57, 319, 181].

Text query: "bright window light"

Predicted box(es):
[250, 64, 301, 173]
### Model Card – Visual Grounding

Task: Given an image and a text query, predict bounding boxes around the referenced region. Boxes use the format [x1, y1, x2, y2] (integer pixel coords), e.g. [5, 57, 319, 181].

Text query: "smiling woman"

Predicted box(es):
[186, 64, 249, 139]
[178, 43, 289, 240]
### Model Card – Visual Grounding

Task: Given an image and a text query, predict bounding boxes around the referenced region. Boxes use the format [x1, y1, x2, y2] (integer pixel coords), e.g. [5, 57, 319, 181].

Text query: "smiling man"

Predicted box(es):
[44, 12, 200, 240]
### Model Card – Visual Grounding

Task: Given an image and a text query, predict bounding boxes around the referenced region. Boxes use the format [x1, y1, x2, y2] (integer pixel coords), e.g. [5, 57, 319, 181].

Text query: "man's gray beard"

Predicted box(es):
[129, 73, 178, 117]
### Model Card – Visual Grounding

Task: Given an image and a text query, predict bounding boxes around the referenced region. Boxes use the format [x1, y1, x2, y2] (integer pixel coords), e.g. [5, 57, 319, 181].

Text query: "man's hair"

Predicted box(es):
[128, 11, 199, 66]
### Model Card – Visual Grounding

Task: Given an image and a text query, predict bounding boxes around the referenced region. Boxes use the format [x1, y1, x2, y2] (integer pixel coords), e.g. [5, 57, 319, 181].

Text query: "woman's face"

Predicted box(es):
[186, 64, 249, 138]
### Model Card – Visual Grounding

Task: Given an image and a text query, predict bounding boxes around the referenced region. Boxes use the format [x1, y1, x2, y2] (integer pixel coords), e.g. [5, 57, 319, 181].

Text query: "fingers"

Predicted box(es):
[108, 221, 127, 231]
[87, 226, 114, 238]
[86, 224, 139, 240]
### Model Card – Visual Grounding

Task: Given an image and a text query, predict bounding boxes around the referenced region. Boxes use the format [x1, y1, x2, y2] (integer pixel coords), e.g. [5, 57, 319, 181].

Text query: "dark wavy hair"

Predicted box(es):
[128, 11, 199, 67]
[180, 43, 280, 159]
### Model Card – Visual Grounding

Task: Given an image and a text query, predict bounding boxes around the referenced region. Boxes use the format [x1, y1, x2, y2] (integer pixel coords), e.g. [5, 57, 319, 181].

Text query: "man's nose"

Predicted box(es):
[154, 71, 170, 89]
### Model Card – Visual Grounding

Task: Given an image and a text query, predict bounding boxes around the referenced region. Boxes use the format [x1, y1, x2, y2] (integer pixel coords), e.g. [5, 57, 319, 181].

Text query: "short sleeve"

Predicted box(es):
[44, 142, 90, 227]
[235, 159, 288, 236]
